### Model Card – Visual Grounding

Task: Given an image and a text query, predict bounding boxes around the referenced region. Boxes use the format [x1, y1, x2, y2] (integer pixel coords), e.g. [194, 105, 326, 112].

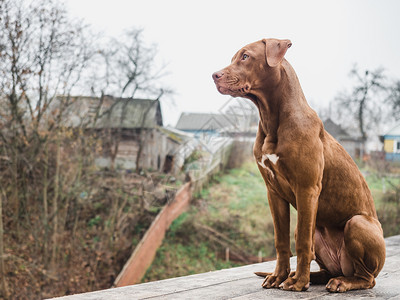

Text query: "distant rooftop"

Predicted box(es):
[59, 95, 162, 129]
[323, 118, 351, 139]
[384, 123, 400, 137]
[175, 112, 234, 131]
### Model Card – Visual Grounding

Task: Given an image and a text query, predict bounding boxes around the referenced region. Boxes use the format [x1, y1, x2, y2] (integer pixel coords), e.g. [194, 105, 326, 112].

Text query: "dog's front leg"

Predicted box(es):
[281, 187, 320, 291]
[262, 190, 291, 289]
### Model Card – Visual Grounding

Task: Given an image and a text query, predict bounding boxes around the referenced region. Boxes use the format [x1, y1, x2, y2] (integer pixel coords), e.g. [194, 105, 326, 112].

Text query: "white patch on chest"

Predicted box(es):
[258, 153, 279, 177]
[258, 154, 279, 178]
[266, 153, 279, 165]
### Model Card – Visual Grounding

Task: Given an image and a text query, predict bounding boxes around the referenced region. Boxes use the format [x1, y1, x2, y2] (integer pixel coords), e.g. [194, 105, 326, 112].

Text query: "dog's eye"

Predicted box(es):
[242, 54, 249, 60]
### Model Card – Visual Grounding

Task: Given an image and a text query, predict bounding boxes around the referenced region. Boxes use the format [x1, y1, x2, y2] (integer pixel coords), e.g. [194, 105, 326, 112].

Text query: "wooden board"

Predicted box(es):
[52, 235, 400, 299]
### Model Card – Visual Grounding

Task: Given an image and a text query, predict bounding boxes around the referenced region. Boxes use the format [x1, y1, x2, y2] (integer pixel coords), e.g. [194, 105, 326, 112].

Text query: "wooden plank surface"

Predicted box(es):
[52, 235, 400, 300]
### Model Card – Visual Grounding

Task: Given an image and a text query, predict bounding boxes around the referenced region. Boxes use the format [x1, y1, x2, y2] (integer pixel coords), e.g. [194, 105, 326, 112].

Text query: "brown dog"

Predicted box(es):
[212, 39, 385, 292]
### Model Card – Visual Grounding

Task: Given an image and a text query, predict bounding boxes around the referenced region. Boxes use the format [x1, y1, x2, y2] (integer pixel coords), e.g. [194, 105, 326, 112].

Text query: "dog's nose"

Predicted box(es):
[212, 71, 224, 81]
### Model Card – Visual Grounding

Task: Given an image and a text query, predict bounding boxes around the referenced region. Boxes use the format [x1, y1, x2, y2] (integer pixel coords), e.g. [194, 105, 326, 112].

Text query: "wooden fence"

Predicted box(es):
[187, 138, 233, 194]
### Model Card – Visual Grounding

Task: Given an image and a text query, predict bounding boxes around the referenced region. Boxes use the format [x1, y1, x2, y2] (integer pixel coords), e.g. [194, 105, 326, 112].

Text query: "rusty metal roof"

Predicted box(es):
[60, 95, 162, 129]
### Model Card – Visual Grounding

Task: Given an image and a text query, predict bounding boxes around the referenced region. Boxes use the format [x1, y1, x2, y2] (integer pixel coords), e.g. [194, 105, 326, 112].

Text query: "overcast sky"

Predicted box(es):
[65, 0, 400, 127]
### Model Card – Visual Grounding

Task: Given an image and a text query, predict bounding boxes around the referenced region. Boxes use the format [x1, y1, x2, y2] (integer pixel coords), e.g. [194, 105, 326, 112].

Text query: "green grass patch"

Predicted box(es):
[364, 172, 400, 207]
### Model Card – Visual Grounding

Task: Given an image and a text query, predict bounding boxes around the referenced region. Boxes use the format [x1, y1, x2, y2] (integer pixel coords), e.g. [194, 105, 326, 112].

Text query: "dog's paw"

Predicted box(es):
[326, 277, 349, 292]
[279, 275, 310, 292]
[326, 276, 375, 292]
[261, 273, 288, 289]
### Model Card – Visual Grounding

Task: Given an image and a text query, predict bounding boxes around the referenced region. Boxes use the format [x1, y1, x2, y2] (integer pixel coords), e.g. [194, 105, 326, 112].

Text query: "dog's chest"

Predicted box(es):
[257, 138, 280, 177]
[258, 151, 281, 176]
[257, 153, 279, 178]
[257, 152, 296, 205]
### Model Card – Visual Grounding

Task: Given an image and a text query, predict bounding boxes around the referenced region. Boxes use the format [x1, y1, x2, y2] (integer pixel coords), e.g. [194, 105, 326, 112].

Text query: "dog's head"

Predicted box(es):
[212, 38, 292, 98]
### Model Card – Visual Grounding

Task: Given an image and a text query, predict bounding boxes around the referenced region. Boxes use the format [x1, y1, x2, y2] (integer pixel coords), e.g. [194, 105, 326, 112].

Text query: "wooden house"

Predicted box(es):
[60, 95, 191, 173]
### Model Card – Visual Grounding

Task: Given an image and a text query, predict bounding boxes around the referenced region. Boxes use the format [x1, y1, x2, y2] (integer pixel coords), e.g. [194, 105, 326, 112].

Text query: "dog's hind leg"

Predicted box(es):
[325, 215, 385, 293]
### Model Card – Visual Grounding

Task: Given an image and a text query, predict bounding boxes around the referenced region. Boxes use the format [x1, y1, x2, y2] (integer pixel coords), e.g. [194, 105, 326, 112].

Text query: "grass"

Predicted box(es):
[363, 170, 400, 237]
[364, 172, 400, 208]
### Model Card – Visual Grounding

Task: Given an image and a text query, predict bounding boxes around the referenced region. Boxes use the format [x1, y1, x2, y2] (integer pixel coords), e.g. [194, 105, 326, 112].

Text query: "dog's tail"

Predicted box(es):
[254, 271, 272, 277]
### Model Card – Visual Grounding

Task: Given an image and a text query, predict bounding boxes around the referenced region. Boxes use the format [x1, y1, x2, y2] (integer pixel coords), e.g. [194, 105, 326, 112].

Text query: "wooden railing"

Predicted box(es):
[114, 182, 192, 287]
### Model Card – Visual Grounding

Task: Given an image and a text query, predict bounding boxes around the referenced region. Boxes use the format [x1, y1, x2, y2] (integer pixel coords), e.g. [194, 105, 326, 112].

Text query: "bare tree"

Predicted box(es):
[90, 28, 172, 172]
[0, 0, 95, 268]
[0, 0, 94, 135]
[0, 188, 8, 299]
[0, 1, 174, 295]
[92, 28, 170, 99]
[334, 66, 387, 153]
[387, 80, 400, 119]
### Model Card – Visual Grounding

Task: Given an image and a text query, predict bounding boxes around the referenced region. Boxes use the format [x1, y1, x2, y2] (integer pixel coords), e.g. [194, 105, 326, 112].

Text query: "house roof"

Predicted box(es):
[158, 126, 193, 144]
[384, 123, 400, 137]
[175, 113, 232, 131]
[175, 112, 251, 132]
[60, 95, 162, 129]
[323, 118, 351, 140]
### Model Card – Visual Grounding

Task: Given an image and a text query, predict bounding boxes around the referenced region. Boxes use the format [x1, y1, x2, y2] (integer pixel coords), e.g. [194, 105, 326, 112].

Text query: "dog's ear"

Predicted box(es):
[263, 39, 292, 67]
